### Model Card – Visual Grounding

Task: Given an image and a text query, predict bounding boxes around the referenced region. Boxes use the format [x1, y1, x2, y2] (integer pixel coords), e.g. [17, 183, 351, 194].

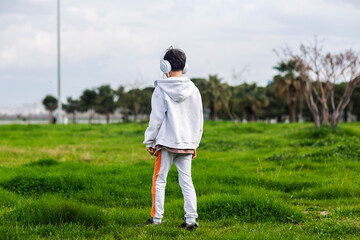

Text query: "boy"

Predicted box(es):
[142, 47, 203, 230]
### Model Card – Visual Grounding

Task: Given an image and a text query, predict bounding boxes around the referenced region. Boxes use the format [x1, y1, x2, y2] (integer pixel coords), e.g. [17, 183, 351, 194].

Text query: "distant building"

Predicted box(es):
[0, 101, 46, 115]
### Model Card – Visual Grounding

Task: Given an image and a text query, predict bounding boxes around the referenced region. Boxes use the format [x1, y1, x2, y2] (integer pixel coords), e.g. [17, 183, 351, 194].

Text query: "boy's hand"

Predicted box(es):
[146, 147, 155, 156]
[192, 149, 197, 160]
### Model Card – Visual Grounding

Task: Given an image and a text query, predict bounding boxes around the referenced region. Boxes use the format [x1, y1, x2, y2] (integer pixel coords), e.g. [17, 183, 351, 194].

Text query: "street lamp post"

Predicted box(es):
[57, 0, 62, 124]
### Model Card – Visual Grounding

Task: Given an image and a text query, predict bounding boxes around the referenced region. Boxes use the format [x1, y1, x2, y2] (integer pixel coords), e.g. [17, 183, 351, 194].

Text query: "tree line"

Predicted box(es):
[43, 41, 360, 128]
[42, 68, 360, 126]
[42, 85, 153, 124]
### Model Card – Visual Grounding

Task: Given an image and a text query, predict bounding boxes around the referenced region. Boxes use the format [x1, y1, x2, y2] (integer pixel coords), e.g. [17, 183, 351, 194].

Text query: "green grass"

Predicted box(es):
[0, 122, 360, 239]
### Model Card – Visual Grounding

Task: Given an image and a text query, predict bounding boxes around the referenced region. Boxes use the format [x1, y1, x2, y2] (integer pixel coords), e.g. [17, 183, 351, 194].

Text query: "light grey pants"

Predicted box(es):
[151, 149, 198, 224]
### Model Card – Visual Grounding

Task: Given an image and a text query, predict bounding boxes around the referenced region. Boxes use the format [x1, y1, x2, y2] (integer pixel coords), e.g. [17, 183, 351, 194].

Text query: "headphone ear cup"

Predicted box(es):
[160, 59, 171, 73]
[183, 62, 188, 74]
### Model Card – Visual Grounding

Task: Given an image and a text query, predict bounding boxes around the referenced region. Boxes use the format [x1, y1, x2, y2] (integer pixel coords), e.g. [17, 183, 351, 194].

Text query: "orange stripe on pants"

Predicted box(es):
[151, 151, 161, 218]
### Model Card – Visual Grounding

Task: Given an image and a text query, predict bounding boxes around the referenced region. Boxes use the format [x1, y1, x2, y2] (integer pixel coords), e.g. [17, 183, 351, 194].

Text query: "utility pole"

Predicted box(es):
[57, 0, 62, 124]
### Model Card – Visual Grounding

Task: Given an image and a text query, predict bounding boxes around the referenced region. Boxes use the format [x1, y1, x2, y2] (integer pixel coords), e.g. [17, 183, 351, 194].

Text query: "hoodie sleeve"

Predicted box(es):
[198, 94, 204, 144]
[143, 87, 167, 148]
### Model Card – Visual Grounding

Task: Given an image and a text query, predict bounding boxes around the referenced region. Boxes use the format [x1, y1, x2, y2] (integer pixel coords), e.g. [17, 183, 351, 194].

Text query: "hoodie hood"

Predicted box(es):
[154, 77, 195, 102]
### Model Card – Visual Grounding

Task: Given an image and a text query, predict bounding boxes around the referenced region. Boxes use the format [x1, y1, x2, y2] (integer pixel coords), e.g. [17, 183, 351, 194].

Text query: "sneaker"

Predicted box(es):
[179, 218, 199, 231]
[137, 217, 162, 226]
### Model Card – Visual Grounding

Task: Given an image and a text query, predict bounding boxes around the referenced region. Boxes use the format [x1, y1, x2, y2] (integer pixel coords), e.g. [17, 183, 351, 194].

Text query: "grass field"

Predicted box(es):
[0, 122, 359, 239]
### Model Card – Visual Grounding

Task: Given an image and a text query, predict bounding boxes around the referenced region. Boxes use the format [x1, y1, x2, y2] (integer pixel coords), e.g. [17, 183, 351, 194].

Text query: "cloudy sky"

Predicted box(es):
[1, 0, 359, 108]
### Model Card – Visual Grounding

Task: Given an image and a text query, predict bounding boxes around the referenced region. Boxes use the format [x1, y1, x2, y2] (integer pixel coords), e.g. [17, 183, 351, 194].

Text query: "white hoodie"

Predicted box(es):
[143, 77, 203, 149]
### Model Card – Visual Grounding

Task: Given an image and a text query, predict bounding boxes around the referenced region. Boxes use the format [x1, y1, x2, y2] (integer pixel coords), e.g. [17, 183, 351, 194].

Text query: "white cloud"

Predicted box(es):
[0, 23, 56, 68]
[0, 0, 359, 107]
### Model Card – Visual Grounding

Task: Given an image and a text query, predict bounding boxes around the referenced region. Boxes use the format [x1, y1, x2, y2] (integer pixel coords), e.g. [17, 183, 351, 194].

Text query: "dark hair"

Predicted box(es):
[164, 47, 186, 72]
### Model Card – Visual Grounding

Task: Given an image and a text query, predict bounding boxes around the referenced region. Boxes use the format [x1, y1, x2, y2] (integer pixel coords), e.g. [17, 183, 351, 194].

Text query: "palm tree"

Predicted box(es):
[261, 83, 287, 122]
[234, 83, 269, 122]
[273, 60, 301, 122]
[202, 75, 231, 121]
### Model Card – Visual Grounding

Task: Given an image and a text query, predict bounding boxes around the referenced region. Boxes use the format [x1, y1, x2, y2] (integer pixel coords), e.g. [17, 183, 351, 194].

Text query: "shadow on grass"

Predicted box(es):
[198, 191, 305, 223]
[4, 196, 107, 228]
[0, 175, 91, 196]
[25, 158, 60, 167]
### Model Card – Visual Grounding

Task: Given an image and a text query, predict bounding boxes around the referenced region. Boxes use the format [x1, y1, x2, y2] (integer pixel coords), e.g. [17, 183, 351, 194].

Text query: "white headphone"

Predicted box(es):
[160, 54, 188, 74]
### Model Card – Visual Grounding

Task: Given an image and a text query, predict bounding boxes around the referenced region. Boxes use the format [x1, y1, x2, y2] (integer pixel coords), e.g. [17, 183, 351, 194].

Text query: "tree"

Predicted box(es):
[63, 97, 80, 123]
[208, 75, 223, 120]
[115, 86, 129, 122]
[233, 83, 269, 122]
[324, 52, 360, 127]
[349, 86, 360, 121]
[95, 85, 115, 124]
[283, 38, 360, 128]
[42, 95, 57, 124]
[127, 88, 142, 122]
[261, 83, 287, 122]
[142, 87, 154, 117]
[199, 75, 231, 121]
[80, 89, 97, 124]
[193, 76, 269, 124]
[191, 77, 208, 112]
[125, 88, 153, 122]
[273, 60, 301, 122]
